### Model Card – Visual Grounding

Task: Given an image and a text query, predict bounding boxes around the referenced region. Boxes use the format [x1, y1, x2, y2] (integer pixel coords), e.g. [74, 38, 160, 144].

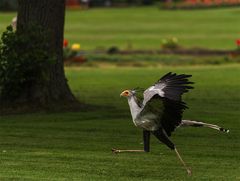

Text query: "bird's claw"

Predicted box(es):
[111, 148, 120, 154]
[187, 168, 192, 176]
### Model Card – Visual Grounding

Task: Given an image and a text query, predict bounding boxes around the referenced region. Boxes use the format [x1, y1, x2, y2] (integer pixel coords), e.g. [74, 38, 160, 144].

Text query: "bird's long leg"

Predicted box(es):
[153, 129, 192, 176]
[174, 147, 192, 176]
[181, 120, 229, 133]
[111, 148, 145, 154]
[112, 130, 150, 154]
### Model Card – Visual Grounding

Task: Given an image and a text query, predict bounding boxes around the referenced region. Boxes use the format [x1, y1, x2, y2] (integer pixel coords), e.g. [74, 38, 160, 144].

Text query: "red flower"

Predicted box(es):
[236, 39, 240, 46]
[63, 39, 68, 47]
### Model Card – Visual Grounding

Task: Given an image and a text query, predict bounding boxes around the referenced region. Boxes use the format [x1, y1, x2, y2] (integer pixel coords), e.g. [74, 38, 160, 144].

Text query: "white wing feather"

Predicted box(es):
[143, 84, 166, 106]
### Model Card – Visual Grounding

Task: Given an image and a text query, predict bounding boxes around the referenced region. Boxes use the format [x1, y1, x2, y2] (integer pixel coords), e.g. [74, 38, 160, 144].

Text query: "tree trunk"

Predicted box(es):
[1, 0, 78, 112]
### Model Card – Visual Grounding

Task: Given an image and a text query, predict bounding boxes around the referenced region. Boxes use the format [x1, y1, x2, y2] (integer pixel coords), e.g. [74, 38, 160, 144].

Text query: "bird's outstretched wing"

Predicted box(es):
[139, 72, 194, 136]
[143, 72, 193, 105]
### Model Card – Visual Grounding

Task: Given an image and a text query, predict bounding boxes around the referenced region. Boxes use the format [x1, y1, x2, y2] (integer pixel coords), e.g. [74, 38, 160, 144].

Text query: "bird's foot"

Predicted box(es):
[111, 148, 121, 154]
[111, 148, 145, 154]
[187, 168, 192, 176]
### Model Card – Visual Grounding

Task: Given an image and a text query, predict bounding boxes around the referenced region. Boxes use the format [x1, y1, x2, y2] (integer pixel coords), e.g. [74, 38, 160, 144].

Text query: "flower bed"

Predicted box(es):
[108, 48, 239, 56]
[63, 39, 87, 64]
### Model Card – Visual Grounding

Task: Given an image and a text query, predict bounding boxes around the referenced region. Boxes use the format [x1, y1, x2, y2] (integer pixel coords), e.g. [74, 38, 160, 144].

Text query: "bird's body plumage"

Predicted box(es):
[127, 72, 193, 136]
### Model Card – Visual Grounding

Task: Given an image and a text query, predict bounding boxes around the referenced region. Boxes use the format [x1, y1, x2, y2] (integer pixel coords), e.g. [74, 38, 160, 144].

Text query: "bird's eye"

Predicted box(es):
[125, 91, 129, 95]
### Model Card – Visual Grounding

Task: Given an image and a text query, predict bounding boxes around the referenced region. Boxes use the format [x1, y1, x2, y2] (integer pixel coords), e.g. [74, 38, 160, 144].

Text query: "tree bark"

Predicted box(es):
[2, 0, 78, 111]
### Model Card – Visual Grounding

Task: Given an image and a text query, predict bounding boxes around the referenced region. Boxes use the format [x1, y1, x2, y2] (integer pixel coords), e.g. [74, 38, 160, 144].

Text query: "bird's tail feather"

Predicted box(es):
[181, 120, 229, 133]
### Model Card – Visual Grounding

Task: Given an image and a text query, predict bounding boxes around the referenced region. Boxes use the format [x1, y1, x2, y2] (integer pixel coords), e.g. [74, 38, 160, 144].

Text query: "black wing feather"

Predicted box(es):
[157, 72, 194, 101]
[157, 72, 192, 135]
[161, 97, 188, 136]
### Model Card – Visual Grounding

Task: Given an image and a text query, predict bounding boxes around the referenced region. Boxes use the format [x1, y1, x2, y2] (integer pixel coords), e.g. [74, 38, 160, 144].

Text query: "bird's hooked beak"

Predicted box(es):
[120, 90, 130, 97]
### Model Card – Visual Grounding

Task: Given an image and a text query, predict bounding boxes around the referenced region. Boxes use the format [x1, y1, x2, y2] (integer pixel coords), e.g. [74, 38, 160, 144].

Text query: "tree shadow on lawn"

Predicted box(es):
[0, 98, 128, 122]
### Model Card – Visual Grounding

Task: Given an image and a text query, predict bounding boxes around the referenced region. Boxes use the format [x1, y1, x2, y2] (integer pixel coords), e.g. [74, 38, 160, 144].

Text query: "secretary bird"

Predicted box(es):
[112, 72, 229, 175]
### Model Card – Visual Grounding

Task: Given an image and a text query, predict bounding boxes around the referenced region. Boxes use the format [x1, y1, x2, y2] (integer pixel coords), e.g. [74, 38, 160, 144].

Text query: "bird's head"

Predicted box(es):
[120, 90, 134, 98]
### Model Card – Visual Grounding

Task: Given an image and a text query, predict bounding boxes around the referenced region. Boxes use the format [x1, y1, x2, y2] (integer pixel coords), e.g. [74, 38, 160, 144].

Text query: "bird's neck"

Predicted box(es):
[127, 96, 142, 121]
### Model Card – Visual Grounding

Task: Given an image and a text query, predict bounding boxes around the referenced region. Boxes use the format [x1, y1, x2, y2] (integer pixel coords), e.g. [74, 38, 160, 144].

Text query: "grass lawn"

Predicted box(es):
[0, 64, 240, 180]
[1, 7, 240, 50]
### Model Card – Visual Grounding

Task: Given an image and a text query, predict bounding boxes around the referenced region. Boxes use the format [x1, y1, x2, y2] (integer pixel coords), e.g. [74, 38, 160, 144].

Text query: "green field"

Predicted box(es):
[0, 65, 240, 180]
[1, 7, 240, 50]
[0, 6, 240, 180]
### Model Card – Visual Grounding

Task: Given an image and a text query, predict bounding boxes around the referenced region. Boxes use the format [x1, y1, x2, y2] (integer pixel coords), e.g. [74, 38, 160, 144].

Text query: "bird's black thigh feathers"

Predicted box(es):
[143, 130, 150, 152]
[152, 129, 175, 150]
